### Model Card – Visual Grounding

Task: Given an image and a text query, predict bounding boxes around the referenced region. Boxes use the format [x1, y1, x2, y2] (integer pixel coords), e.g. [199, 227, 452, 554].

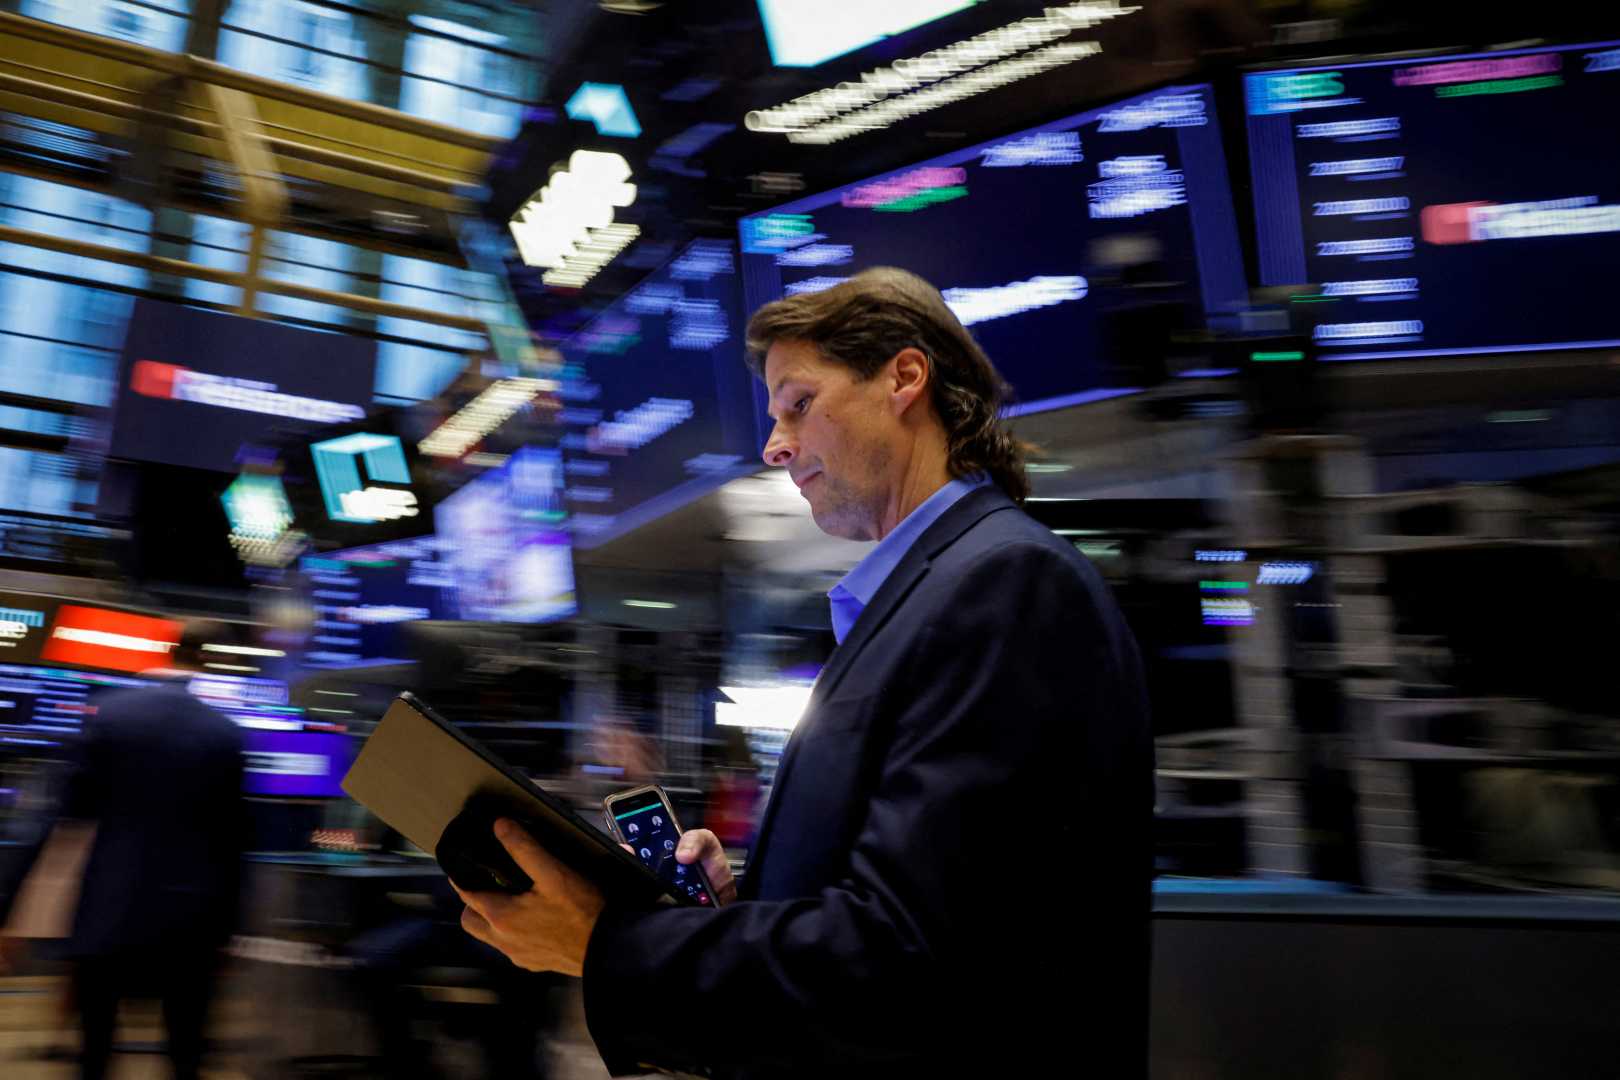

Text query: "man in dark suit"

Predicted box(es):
[455, 268, 1154, 1077]
[0, 621, 248, 1080]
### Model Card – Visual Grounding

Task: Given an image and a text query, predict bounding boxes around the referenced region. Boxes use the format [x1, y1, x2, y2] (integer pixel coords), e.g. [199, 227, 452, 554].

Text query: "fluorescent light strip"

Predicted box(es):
[203, 644, 287, 657]
[204, 662, 259, 672]
[790, 41, 1103, 144]
[623, 599, 676, 609]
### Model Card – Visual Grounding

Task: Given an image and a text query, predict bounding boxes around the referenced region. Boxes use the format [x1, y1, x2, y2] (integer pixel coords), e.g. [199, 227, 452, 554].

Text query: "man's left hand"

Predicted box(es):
[454, 818, 606, 976]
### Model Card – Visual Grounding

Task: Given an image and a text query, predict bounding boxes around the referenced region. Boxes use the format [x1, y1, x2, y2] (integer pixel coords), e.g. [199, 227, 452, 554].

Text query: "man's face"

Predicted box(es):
[760, 340, 898, 541]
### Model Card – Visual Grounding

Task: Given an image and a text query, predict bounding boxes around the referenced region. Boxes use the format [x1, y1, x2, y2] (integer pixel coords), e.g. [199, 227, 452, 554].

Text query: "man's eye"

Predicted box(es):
[794, 396, 811, 413]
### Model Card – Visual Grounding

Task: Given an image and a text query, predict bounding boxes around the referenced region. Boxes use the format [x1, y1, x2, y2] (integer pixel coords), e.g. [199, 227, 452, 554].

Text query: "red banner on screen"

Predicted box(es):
[130, 360, 183, 399]
[40, 605, 182, 673]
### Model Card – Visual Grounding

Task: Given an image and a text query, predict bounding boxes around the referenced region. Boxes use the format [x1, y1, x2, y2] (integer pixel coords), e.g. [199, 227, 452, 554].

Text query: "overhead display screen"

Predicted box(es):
[436, 447, 576, 623]
[242, 730, 356, 798]
[0, 663, 152, 746]
[0, 592, 57, 665]
[109, 300, 376, 471]
[298, 536, 455, 668]
[1246, 40, 1620, 360]
[558, 240, 763, 546]
[738, 83, 1248, 416]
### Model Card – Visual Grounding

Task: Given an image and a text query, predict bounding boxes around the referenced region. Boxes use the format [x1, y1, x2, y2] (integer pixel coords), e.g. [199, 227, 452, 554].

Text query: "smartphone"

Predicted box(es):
[603, 785, 717, 906]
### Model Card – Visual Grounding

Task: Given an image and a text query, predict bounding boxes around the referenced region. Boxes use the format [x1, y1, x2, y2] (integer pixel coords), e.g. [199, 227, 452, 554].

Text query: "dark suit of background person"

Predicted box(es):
[0, 675, 248, 1080]
[582, 483, 1155, 1079]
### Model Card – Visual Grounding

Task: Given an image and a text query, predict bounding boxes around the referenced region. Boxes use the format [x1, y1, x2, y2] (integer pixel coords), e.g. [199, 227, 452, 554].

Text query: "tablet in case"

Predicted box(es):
[342, 691, 688, 907]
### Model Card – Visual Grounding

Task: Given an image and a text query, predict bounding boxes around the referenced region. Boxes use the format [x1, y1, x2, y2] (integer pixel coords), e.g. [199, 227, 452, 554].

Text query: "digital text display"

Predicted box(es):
[739, 83, 1248, 417]
[1247, 40, 1620, 359]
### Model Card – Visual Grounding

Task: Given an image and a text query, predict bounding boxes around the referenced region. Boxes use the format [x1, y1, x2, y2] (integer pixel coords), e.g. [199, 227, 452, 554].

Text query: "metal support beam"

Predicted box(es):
[0, 223, 486, 333]
[240, 224, 267, 317]
[0, 69, 477, 194]
[204, 82, 287, 316]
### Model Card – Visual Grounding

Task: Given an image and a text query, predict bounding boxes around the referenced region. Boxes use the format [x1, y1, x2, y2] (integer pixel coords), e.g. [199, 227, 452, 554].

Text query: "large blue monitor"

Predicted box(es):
[1245, 40, 1620, 360]
[558, 240, 762, 546]
[436, 448, 576, 623]
[738, 83, 1249, 416]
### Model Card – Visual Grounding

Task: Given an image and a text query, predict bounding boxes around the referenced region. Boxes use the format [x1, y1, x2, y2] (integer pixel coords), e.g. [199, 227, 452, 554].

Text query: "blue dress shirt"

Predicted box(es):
[826, 474, 990, 644]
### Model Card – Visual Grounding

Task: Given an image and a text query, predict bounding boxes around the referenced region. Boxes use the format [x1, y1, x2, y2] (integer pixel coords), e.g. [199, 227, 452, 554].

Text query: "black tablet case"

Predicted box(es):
[342, 691, 686, 907]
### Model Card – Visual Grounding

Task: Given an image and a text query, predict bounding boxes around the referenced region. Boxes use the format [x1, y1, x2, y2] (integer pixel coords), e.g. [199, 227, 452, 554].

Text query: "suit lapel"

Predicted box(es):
[742, 486, 1017, 895]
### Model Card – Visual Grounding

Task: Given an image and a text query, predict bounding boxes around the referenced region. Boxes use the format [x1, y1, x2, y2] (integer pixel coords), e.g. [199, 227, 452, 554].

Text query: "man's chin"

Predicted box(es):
[808, 505, 871, 542]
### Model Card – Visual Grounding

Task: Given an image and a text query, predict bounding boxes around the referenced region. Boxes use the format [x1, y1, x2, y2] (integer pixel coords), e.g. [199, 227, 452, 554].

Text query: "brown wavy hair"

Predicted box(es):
[744, 267, 1031, 503]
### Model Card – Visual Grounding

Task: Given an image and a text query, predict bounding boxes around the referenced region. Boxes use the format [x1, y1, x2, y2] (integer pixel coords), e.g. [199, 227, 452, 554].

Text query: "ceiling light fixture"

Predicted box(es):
[419, 377, 555, 459]
[509, 150, 640, 288]
[745, 2, 1137, 144]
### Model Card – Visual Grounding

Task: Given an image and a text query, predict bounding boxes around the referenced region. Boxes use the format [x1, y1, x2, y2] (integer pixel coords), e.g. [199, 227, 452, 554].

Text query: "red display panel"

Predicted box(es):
[40, 605, 182, 674]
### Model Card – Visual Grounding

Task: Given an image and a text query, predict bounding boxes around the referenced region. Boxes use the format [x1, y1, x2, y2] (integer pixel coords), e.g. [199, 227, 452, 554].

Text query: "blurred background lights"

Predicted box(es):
[715, 685, 814, 731]
[564, 81, 642, 137]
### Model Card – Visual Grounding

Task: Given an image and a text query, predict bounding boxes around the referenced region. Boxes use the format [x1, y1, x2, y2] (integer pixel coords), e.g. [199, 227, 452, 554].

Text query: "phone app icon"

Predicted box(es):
[627, 823, 639, 835]
[651, 816, 664, 827]
[640, 848, 652, 860]
[664, 839, 675, 851]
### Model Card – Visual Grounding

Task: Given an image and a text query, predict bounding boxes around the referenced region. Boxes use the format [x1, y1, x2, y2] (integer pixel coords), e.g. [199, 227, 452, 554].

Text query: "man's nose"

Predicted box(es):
[762, 423, 795, 468]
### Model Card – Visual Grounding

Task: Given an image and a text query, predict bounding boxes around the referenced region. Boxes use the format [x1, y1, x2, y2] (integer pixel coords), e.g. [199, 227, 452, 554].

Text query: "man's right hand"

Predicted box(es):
[619, 827, 737, 906]
[675, 828, 737, 906]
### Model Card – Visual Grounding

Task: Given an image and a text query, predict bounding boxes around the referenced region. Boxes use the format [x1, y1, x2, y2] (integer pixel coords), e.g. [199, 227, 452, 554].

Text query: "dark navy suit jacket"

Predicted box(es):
[583, 486, 1154, 1078]
[0, 681, 248, 958]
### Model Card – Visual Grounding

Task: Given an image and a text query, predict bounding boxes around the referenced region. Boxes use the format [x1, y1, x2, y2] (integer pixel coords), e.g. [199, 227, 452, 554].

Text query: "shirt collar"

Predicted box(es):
[827, 474, 989, 644]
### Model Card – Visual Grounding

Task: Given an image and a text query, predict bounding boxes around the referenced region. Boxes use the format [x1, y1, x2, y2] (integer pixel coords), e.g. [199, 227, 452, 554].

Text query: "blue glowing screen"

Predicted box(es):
[436, 448, 576, 624]
[738, 83, 1249, 419]
[1246, 39, 1620, 360]
[558, 240, 762, 547]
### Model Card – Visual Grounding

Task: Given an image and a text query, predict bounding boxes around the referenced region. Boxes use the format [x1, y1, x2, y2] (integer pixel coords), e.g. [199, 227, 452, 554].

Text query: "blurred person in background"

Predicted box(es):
[703, 727, 762, 852]
[452, 268, 1154, 1078]
[0, 620, 249, 1080]
[584, 714, 663, 786]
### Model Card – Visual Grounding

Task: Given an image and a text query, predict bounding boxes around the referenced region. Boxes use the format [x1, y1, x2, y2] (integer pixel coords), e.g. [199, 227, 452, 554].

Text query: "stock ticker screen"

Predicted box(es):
[298, 536, 456, 667]
[1246, 40, 1620, 360]
[0, 664, 151, 747]
[109, 300, 377, 471]
[738, 84, 1249, 416]
[558, 240, 763, 546]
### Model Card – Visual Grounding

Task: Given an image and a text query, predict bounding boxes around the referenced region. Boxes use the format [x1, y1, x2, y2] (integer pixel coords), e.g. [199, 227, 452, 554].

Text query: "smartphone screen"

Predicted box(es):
[608, 790, 714, 906]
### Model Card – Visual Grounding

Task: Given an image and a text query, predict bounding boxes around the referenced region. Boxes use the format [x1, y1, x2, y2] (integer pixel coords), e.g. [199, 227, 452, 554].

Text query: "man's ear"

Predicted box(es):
[889, 347, 930, 416]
